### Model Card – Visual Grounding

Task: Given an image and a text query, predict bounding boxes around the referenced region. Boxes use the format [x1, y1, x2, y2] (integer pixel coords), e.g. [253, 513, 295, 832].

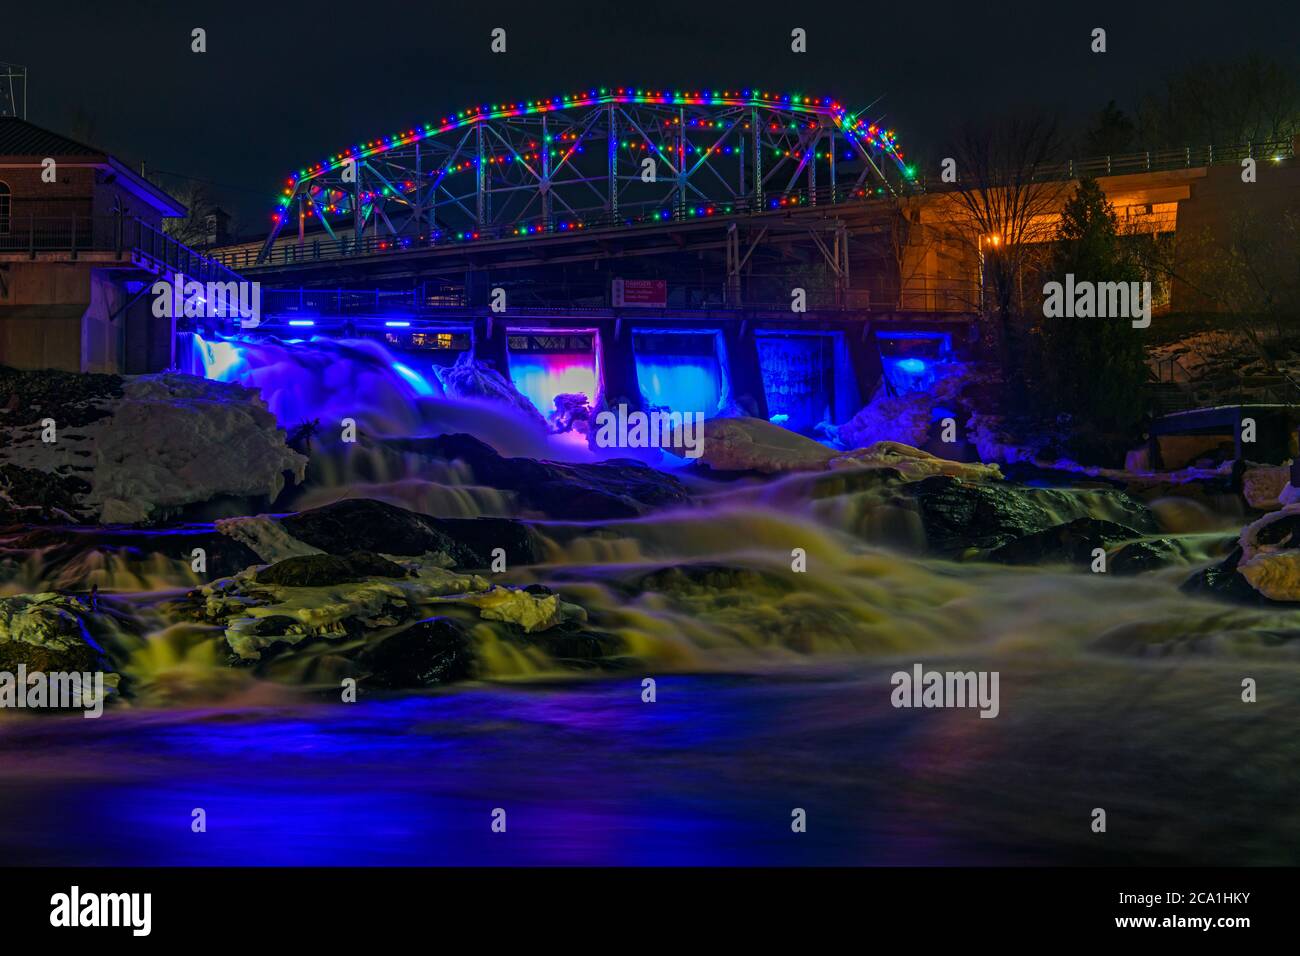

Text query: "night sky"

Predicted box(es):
[4, 0, 1295, 231]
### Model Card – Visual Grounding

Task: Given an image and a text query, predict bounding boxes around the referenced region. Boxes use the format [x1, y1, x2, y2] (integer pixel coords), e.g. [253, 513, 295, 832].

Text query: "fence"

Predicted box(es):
[0, 213, 243, 285]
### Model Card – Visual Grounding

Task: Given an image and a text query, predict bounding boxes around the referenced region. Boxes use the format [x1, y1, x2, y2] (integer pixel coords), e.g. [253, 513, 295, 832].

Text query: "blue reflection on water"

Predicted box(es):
[0, 677, 969, 865]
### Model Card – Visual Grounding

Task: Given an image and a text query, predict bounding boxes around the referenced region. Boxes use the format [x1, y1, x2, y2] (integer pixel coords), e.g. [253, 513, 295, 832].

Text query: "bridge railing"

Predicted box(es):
[915, 140, 1295, 189]
[252, 282, 975, 319]
[216, 182, 891, 271]
[0, 213, 243, 285]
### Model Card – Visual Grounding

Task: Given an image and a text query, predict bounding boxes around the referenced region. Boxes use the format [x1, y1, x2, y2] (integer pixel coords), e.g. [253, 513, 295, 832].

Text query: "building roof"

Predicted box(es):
[0, 117, 187, 218]
[0, 117, 105, 158]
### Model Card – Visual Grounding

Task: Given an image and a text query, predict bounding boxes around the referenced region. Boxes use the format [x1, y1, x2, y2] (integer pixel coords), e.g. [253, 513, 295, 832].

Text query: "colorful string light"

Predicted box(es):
[270, 87, 908, 240]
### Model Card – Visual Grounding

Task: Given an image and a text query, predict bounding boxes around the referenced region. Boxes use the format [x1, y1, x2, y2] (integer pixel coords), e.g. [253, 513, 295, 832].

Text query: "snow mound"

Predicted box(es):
[687, 417, 837, 473]
[1236, 504, 1300, 600]
[1, 371, 307, 524]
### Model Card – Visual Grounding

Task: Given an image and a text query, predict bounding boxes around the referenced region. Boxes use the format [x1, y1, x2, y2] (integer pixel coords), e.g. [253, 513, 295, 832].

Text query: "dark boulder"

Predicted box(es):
[246, 615, 303, 637]
[255, 551, 410, 588]
[386, 434, 690, 519]
[1108, 539, 1183, 575]
[628, 562, 798, 597]
[352, 616, 474, 687]
[423, 516, 541, 568]
[806, 466, 905, 500]
[902, 475, 1158, 556]
[999, 461, 1128, 490]
[0, 524, 261, 580]
[989, 517, 1144, 566]
[281, 498, 481, 566]
[512, 618, 626, 669]
[1180, 547, 1288, 607]
[278, 498, 541, 569]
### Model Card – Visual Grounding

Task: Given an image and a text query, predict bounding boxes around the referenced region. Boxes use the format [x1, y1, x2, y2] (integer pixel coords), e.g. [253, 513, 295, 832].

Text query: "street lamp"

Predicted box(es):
[977, 233, 1001, 310]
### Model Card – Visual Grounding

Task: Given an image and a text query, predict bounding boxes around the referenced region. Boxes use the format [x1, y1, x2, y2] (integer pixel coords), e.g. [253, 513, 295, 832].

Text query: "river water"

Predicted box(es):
[1, 335, 1296, 865]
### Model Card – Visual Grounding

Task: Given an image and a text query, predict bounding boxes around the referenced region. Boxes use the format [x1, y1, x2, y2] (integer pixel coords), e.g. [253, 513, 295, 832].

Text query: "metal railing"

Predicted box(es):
[915, 140, 1295, 190]
[0, 213, 243, 285]
[255, 283, 888, 319]
[215, 182, 890, 272]
[1151, 352, 1300, 409]
[0, 214, 99, 253]
[1051, 141, 1293, 182]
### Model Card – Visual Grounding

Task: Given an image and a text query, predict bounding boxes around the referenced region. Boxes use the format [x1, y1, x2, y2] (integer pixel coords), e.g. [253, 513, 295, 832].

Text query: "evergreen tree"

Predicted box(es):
[1038, 178, 1149, 434]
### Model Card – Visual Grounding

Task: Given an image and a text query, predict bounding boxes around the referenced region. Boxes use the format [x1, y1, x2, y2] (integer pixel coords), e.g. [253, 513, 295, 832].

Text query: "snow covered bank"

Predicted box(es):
[1, 369, 307, 524]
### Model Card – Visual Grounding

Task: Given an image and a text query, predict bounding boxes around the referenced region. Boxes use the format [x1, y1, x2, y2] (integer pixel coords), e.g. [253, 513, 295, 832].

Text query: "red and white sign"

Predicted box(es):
[612, 278, 667, 308]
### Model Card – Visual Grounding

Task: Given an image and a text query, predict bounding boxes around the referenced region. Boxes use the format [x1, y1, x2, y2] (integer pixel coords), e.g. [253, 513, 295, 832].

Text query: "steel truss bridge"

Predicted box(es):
[257, 88, 912, 265]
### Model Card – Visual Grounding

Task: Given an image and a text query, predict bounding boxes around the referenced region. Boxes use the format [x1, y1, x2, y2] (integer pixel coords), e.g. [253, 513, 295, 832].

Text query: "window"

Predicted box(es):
[0, 181, 9, 235]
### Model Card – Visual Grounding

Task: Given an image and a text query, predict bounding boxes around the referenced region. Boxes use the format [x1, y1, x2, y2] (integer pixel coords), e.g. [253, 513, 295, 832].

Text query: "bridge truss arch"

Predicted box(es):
[260, 87, 911, 262]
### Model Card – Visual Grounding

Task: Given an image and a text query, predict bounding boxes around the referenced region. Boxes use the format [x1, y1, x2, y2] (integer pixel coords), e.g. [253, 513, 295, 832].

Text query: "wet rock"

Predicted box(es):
[204, 562, 491, 661]
[280, 498, 482, 566]
[241, 615, 302, 640]
[517, 619, 625, 668]
[629, 563, 798, 596]
[999, 461, 1128, 490]
[1108, 539, 1182, 575]
[903, 475, 1159, 556]
[0, 592, 110, 673]
[272, 498, 541, 570]
[423, 516, 541, 568]
[255, 551, 410, 587]
[352, 616, 474, 687]
[393, 434, 689, 519]
[0, 524, 262, 585]
[1180, 547, 1288, 606]
[805, 466, 905, 500]
[989, 517, 1145, 566]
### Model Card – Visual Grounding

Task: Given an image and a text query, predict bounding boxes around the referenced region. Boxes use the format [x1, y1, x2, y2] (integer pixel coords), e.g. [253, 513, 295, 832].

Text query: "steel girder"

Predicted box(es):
[259, 89, 910, 263]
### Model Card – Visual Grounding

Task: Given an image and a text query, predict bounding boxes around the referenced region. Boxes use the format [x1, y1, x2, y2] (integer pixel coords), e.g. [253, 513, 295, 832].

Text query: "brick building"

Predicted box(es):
[0, 117, 236, 373]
